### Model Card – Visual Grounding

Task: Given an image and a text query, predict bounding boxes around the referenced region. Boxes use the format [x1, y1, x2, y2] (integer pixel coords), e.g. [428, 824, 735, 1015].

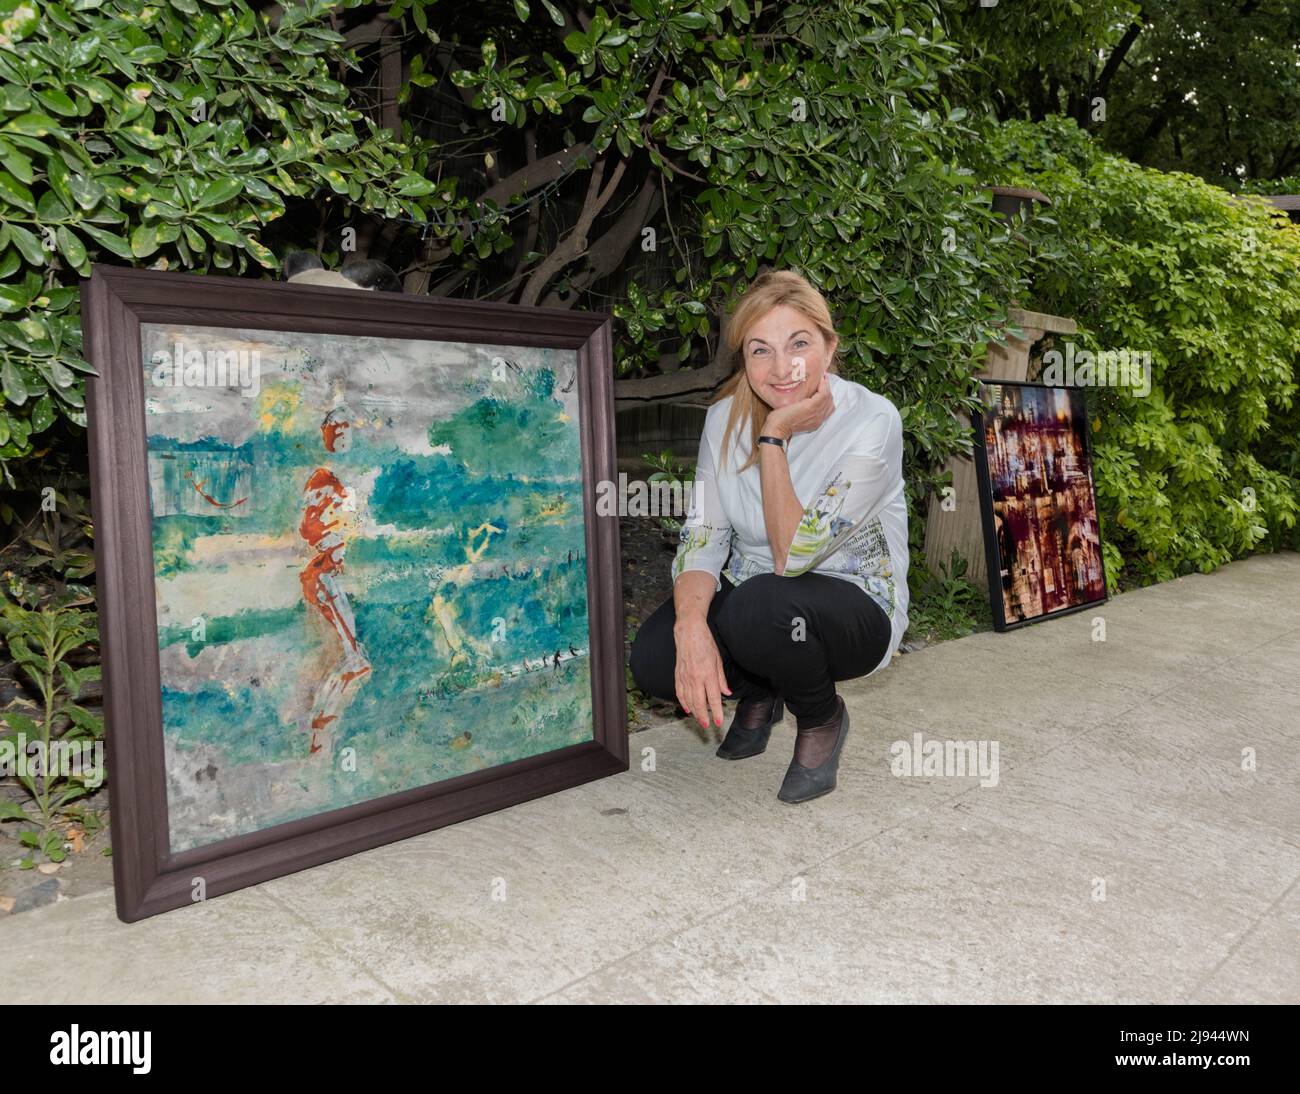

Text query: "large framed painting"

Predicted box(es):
[81, 265, 626, 922]
[970, 380, 1109, 631]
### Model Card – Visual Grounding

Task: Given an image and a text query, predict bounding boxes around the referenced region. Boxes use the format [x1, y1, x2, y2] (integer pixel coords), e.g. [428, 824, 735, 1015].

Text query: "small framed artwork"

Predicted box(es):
[81, 265, 625, 922]
[970, 380, 1109, 631]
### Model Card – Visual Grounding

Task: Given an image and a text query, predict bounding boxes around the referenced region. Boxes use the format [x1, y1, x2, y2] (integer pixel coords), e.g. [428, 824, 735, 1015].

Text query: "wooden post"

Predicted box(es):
[923, 307, 1078, 593]
[378, 18, 402, 139]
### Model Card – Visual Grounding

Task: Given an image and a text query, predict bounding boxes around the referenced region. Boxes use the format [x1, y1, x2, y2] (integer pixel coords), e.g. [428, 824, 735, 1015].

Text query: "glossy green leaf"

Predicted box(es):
[29, 392, 53, 432]
[2, 356, 29, 403]
[56, 226, 89, 273]
[197, 177, 241, 208]
[130, 222, 159, 257]
[0, 170, 35, 212]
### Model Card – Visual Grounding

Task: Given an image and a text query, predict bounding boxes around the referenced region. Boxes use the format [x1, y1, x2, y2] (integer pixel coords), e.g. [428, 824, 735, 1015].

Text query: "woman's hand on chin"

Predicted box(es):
[764, 373, 834, 440]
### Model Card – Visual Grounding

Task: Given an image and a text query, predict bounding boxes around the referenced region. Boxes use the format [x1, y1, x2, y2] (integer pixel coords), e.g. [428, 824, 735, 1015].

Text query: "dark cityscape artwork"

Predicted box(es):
[975, 382, 1107, 628]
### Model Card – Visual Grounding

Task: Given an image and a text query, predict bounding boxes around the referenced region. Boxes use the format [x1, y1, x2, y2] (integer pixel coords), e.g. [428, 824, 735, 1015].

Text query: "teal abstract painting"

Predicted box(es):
[141, 322, 592, 853]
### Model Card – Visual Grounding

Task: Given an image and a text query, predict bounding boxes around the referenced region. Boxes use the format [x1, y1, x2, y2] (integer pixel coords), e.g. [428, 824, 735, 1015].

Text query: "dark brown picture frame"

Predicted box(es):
[80, 265, 627, 923]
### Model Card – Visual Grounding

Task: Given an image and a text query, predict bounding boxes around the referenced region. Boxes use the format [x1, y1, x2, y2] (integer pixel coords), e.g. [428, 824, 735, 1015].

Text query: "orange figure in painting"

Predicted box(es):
[299, 405, 371, 756]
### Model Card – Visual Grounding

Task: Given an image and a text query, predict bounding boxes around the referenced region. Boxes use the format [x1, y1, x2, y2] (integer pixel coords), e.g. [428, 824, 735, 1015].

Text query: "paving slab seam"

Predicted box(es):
[258, 883, 414, 1004]
[1180, 872, 1300, 1004]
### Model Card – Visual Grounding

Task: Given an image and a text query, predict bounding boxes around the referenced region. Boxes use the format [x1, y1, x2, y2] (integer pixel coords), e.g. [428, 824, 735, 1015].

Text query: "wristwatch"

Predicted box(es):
[758, 434, 787, 451]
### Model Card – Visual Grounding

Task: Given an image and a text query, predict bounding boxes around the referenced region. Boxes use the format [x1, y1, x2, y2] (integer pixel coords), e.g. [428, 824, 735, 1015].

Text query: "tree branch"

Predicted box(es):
[612, 308, 736, 412]
[540, 177, 662, 307]
[518, 155, 627, 307]
[1095, 14, 1147, 102]
[476, 141, 594, 210]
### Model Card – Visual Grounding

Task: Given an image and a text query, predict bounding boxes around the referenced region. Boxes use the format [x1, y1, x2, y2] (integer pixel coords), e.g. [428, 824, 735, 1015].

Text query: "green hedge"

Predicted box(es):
[0, 0, 441, 484]
[972, 115, 1300, 585]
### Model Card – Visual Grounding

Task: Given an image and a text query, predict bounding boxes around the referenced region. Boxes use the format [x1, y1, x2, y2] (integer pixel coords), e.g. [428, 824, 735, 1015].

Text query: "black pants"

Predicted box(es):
[629, 571, 894, 727]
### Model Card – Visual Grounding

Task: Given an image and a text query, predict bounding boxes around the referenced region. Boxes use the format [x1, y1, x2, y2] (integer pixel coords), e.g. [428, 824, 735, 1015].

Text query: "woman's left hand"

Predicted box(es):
[764, 373, 835, 440]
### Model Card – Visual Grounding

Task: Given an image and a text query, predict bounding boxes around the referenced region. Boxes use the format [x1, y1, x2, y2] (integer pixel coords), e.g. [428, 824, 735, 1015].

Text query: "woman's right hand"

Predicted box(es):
[673, 617, 731, 730]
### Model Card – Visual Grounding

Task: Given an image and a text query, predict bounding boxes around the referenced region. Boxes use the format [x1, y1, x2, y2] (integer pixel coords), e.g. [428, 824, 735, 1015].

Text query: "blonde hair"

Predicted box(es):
[711, 268, 841, 474]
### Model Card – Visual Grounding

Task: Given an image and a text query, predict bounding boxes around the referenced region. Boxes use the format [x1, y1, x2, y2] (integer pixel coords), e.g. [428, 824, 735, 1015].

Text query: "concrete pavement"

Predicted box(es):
[3, 551, 1297, 1003]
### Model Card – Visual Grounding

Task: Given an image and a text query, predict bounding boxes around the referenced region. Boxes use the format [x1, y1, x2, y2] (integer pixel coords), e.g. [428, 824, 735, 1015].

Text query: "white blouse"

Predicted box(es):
[671, 372, 910, 677]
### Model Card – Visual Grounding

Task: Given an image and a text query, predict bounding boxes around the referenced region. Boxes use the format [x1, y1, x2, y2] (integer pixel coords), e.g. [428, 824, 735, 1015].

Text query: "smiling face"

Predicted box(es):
[742, 303, 837, 411]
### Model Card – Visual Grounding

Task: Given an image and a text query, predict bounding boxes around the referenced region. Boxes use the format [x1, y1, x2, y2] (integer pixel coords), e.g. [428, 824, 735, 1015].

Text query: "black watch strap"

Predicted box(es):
[758, 434, 787, 450]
